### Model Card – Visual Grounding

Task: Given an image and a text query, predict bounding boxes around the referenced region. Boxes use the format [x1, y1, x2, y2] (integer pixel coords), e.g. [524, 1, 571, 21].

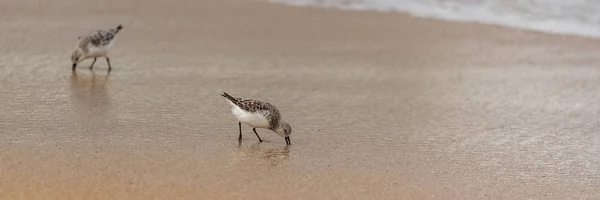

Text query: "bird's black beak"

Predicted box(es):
[285, 137, 291, 145]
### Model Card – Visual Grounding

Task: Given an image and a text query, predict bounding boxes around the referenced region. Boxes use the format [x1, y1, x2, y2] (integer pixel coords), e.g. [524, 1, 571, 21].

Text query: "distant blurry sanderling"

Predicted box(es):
[71, 25, 124, 71]
[221, 92, 292, 145]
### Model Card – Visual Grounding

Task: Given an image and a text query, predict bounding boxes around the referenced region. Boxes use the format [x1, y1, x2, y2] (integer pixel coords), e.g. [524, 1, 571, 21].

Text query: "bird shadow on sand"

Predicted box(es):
[235, 142, 291, 166]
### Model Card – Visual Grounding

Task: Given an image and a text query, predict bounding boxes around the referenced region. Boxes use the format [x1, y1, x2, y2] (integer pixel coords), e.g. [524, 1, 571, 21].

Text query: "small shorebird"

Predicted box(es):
[221, 92, 292, 145]
[71, 25, 124, 71]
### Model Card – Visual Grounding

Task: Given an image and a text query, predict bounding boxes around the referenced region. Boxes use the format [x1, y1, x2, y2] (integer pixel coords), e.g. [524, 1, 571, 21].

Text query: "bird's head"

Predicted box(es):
[275, 122, 292, 145]
[71, 49, 83, 64]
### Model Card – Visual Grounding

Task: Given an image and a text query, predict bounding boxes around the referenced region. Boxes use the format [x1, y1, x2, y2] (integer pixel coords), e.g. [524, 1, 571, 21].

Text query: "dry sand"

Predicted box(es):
[1, 0, 600, 199]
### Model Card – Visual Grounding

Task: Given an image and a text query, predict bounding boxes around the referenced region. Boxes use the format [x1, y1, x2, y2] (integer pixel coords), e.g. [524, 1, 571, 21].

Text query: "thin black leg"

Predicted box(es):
[238, 122, 242, 141]
[105, 57, 112, 71]
[252, 128, 263, 142]
[285, 137, 291, 145]
[72, 63, 77, 70]
[89, 58, 97, 69]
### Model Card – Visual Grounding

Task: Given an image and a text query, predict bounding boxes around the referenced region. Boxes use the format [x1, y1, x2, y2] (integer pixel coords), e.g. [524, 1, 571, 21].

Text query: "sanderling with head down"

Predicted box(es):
[221, 92, 292, 145]
[71, 24, 124, 71]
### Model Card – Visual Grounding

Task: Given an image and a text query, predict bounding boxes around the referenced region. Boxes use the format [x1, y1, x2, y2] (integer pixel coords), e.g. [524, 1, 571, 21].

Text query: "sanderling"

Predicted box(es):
[221, 92, 292, 145]
[71, 24, 124, 71]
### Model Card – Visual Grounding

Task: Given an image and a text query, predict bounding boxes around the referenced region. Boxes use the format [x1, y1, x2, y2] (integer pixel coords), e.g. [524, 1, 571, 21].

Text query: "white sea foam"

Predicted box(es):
[270, 0, 600, 38]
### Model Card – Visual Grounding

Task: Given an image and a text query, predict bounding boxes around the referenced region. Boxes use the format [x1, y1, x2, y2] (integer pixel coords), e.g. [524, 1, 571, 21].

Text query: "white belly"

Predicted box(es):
[86, 40, 114, 58]
[230, 104, 269, 128]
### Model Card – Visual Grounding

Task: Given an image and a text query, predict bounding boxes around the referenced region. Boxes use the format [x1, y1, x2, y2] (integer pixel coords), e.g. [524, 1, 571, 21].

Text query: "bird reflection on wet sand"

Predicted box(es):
[69, 69, 113, 125]
[236, 142, 290, 166]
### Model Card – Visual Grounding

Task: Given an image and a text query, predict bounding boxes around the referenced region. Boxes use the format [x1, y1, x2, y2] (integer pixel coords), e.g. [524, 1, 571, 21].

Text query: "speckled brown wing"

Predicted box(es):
[236, 99, 281, 129]
[77, 27, 120, 53]
[222, 92, 282, 129]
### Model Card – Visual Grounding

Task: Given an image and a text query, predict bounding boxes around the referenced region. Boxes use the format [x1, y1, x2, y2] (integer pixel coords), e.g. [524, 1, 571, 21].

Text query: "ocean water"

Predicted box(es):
[270, 0, 600, 38]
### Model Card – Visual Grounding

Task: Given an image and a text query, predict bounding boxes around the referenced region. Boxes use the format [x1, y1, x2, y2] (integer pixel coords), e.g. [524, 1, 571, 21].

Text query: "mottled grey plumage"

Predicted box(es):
[222, 92, 281, 129]
[78, 25, 123, 53]
[71, 25, 124, 70]
[221, 92, 292, 145]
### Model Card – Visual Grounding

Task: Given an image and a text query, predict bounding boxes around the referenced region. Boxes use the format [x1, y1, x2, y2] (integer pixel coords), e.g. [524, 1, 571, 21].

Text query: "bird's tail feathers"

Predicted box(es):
[221, 92, 238, 103]
[114, 24, 124, 34]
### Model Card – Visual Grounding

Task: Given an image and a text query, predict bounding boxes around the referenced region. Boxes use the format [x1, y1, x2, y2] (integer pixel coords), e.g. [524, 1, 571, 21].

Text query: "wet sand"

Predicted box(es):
[1, 0, 600, 199]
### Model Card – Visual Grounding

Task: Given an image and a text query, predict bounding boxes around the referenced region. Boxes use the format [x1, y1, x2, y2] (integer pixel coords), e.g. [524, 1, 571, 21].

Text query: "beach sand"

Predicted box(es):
[1, 0, 600, 199]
